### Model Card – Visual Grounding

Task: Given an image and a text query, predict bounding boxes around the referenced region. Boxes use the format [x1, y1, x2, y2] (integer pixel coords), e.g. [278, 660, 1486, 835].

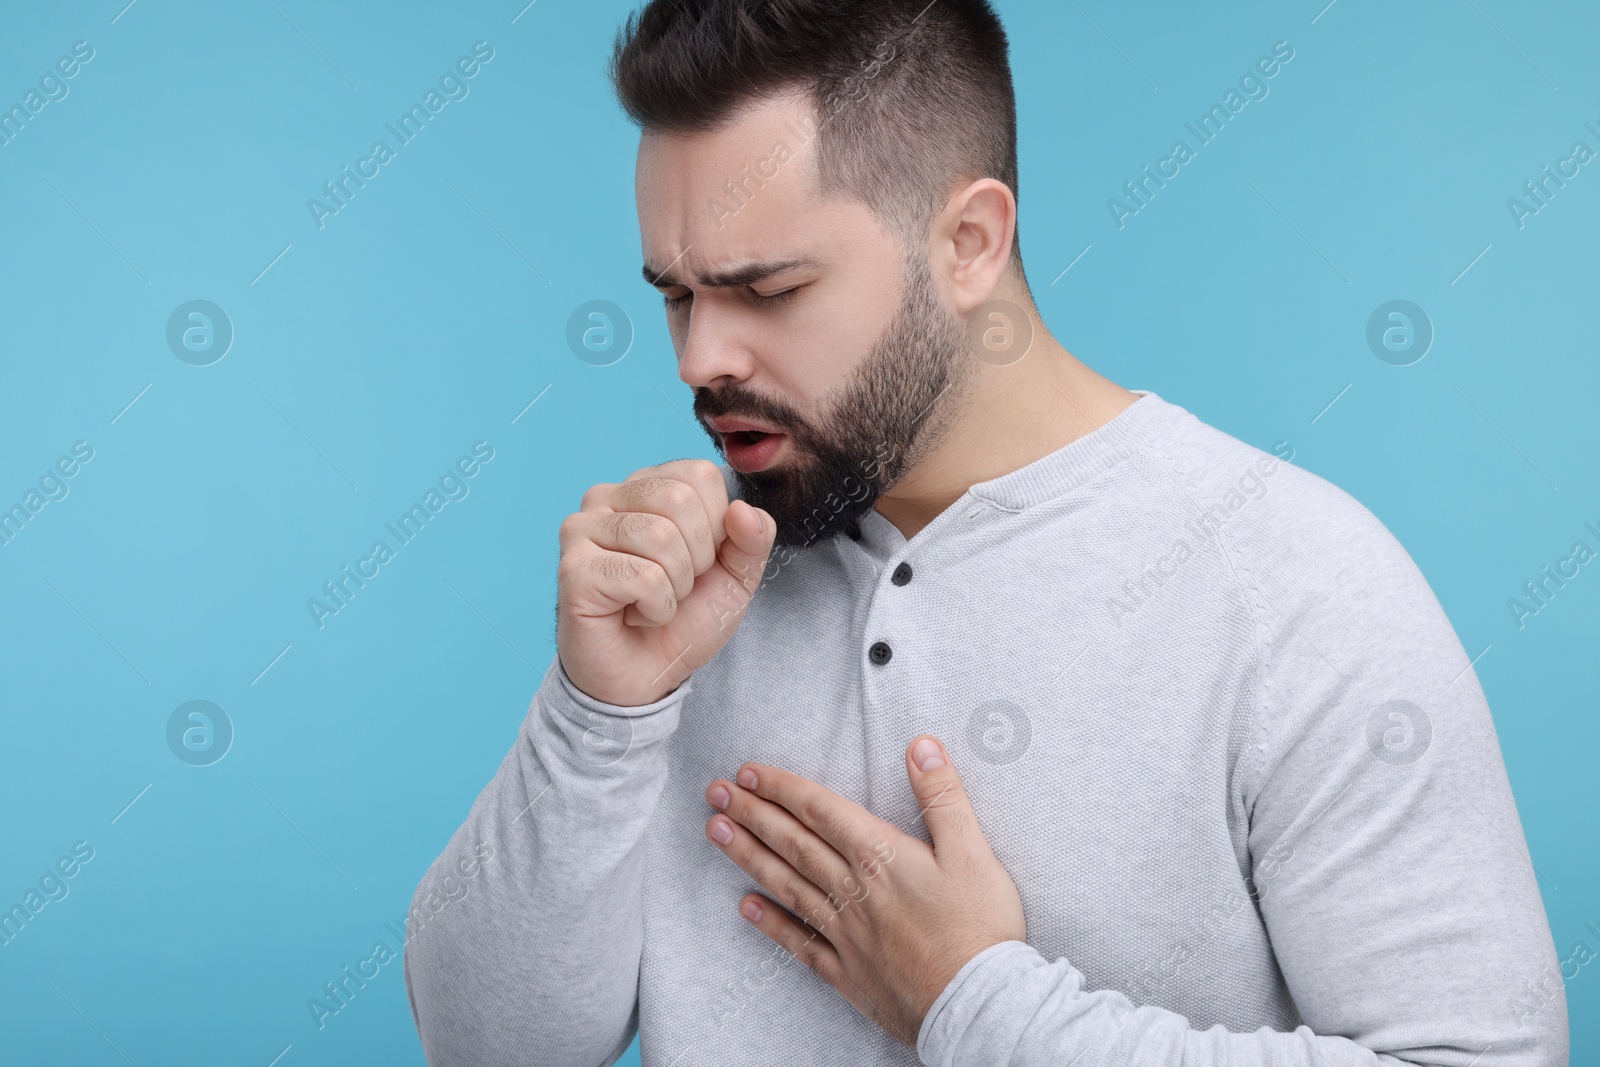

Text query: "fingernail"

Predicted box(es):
[737, 768, 759, 790]
[707, 784, 730, 810]
[741, 899, 763, 922]
[709, 819, 733, 845]
[913, 738, 946, 772]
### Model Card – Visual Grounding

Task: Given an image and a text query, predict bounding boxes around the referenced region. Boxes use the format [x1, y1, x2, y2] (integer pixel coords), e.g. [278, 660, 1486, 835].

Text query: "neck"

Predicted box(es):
[873, 304, 1138, 540]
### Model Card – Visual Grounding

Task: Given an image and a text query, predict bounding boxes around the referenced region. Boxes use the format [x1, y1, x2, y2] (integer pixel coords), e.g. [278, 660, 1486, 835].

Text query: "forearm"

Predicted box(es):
[404, 654, 688, 1067]
[918, 942, 1430, 1067]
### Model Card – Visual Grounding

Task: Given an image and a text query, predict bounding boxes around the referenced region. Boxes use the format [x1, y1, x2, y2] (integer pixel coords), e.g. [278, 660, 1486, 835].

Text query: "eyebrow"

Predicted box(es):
[642, 256, 822, 290]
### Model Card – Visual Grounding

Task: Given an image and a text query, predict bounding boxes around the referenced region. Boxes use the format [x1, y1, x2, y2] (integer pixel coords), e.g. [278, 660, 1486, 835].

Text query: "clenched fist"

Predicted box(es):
[555, 459, 776, 707]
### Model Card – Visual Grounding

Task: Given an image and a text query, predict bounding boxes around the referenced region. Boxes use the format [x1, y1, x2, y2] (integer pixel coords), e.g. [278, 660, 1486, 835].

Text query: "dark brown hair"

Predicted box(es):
[610, 0, 1024, 273]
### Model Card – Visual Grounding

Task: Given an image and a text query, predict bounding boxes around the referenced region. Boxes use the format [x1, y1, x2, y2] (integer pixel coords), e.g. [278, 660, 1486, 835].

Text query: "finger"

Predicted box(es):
[738, 895, 898, 1038]
[577, 481, 619, 513]
[733, 763, 912, 875]
[904, 735, 984, 861]
[557, 545, 677, 626]
[708, 778, 855, 898]
[632, 458, 731, 545]
[571, 509, 696, 600]
[714, 498, 776, 596]
[706, 814, 838, 934]
[609, 474, 718, 576]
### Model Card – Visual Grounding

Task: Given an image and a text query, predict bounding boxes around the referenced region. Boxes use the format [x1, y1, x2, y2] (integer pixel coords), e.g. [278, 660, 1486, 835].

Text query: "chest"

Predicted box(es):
[634, 571, 1275, 1061]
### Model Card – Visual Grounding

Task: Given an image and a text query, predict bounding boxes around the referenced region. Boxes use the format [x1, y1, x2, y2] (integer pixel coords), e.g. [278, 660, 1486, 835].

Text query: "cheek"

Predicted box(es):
[773, 295, 886, 402]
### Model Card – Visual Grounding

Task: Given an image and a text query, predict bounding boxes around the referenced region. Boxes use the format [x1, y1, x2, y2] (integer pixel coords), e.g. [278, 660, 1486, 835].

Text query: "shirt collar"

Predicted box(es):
[718, 389, 1177, 564]
[963, 389, 1171, 511]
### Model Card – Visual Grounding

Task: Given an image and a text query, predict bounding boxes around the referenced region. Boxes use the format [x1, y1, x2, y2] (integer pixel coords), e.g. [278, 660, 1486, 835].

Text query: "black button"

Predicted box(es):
[868, 640, 893, 665]
[891, 562, 912, 586]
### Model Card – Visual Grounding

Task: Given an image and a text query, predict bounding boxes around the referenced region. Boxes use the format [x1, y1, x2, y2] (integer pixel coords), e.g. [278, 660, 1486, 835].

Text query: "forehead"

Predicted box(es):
[635, 91, 879, 282]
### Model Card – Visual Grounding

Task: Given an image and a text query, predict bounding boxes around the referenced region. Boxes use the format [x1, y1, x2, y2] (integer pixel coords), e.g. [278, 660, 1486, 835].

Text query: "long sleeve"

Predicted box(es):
[916, 493, 1569, 1067]
[404, 653, 690, 1066]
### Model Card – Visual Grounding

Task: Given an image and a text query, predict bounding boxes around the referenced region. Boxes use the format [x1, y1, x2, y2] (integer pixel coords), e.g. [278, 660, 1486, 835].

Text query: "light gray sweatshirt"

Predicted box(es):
[403, 391, 1568, 1066]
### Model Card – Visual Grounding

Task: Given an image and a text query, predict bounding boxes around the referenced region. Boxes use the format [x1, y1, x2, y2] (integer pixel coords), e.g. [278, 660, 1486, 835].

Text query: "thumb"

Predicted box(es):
[905, 735, 984, 858]
[713, 499, 776, 595]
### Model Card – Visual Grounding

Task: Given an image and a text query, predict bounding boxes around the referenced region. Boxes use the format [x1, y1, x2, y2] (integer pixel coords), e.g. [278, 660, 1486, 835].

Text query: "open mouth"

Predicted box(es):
[721, 430, 787, 473]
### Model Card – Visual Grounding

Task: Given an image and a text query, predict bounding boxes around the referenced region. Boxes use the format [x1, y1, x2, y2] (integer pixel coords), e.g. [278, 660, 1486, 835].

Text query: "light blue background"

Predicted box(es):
[1, 1, 1594, 1063]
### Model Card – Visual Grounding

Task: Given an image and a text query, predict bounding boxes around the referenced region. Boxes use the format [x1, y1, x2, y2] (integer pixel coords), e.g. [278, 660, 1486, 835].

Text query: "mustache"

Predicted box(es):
[692, 387, 804, 435]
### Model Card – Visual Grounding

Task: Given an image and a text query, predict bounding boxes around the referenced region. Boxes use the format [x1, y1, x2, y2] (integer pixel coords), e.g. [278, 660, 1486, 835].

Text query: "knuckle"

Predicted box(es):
[798, 938, 831, 973]
[557, 512, 585, 546]
[662, 479, 699, 512]
[798, 904, 829, 933]
[691, 459, 727, 493]
[777, 829, 810, 866]
[627, 562, 671, 611]
[639, 514, 679, 552]
[798, 796, 836, 838]
[781, 885, 812, 920]
[724, 832, 751, 864]
[644, 560, 667, 589]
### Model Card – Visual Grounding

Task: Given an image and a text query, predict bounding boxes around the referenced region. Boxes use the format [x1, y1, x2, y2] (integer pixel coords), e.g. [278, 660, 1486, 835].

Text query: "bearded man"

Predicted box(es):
[404, 3, 1567, 1065]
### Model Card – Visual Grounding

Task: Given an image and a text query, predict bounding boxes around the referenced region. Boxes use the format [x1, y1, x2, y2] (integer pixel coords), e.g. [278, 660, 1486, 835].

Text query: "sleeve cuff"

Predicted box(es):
[916, 940, 1055, 1067]
[531, 654, 695, 757]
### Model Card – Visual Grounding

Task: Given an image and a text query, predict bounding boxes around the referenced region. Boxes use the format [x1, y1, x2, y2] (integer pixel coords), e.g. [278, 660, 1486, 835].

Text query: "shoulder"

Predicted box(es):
[1134, 396, 1440, 637]
[1136, 397, 1480, 787]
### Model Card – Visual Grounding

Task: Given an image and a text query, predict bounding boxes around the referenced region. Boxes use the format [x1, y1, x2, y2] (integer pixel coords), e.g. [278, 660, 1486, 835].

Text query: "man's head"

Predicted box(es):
[611, 0, 1027, 550]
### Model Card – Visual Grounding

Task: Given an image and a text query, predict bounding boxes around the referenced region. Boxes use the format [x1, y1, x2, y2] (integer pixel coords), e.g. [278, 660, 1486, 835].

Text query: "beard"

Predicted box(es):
[693, 250, 974, 552]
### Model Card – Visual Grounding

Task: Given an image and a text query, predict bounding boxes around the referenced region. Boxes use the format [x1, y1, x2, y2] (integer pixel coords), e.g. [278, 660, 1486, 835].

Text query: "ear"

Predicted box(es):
[932, 177, 1017, 316]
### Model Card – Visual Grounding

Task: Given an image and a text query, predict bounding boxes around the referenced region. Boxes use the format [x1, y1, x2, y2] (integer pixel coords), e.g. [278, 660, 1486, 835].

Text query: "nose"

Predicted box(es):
[675, 300, 758, 391]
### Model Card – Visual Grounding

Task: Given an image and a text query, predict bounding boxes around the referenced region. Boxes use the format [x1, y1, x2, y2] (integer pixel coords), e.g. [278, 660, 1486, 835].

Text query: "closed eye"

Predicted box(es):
[662, 286, 801, 311]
